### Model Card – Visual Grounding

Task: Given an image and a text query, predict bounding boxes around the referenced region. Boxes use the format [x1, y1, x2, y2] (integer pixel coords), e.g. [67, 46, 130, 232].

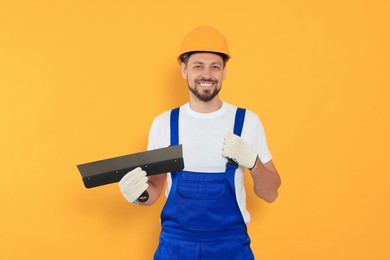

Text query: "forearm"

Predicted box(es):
[250, 158, 281, 203]
[140, 173, 167, 206]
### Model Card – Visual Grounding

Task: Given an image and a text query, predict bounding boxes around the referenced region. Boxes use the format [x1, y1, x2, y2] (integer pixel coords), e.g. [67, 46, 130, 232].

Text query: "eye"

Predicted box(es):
[193, 65, 203, 70]
[212, 65, 221, 70]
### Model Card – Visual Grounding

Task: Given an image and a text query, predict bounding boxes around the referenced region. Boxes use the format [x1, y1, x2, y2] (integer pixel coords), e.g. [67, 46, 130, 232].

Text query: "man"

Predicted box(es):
[119, 25, 281, 259]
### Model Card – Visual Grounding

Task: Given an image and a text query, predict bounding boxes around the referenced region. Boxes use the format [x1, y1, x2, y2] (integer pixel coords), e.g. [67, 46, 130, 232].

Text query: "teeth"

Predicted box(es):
[199, 82, 213, 87]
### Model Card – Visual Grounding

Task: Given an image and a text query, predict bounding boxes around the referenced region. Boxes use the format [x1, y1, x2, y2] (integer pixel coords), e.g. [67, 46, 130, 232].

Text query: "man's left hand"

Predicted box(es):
[223, 132, 258, 169]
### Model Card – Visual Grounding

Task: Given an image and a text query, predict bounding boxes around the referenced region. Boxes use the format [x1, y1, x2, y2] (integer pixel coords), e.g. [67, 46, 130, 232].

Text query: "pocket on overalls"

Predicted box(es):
[176, 180, 226, 228]
[177, 180, 225, 199]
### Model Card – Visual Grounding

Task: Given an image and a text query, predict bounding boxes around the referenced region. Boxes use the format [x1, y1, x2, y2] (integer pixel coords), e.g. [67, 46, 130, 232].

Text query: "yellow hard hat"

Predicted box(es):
[178, 25, 230, 63]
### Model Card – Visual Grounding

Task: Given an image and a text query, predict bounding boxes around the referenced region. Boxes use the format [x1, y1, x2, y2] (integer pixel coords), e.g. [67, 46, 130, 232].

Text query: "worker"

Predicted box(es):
[119, 25, 281, 259]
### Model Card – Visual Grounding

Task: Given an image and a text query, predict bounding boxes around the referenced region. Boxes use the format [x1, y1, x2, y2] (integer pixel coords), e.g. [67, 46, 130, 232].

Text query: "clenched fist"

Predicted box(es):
[119, 167, 149, 204]
[223, 132, 258, 169]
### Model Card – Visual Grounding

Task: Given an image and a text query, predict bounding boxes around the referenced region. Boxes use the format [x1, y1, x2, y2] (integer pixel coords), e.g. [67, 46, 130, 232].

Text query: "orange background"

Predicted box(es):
[1, 0, 389, 259]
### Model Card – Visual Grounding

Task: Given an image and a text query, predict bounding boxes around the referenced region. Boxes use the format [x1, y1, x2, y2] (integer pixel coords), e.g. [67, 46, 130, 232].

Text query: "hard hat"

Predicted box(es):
[178, 25, 230, 62]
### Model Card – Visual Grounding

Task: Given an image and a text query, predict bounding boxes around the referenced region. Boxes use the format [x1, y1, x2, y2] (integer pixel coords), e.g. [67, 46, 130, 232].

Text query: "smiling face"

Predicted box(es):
[181, 52, 227, 103]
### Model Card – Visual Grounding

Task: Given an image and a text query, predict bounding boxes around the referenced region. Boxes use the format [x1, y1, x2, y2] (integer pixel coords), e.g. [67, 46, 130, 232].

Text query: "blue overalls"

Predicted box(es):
[154, 107, 254, 260]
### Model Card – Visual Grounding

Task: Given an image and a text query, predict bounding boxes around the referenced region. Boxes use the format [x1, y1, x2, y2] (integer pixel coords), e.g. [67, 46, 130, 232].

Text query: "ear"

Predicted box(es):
[223, 65, 227, 80]
[180, 62, 187, 79]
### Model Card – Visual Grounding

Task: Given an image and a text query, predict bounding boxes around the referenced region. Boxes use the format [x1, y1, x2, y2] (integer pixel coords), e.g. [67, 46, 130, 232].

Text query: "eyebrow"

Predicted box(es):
[191, 61, 223, 66]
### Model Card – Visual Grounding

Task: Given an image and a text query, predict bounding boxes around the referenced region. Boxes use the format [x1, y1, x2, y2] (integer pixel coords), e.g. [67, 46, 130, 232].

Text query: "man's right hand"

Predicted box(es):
[119, 167, 149, 204]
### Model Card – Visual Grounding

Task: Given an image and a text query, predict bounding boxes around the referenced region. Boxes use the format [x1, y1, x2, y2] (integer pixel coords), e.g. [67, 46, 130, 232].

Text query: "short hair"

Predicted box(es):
[179, 51, 229, 66]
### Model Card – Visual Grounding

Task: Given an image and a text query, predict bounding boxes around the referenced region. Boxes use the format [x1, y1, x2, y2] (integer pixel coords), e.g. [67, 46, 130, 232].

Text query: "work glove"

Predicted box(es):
[119, 167, 149, 204]
[223, 132, 258, 169]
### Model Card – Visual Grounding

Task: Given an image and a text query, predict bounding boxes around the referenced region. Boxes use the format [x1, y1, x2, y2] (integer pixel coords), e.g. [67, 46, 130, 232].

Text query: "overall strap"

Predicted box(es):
[226, 107, 247, 171]
[233, 107, 246, 137]
[170, 107, 180, 146]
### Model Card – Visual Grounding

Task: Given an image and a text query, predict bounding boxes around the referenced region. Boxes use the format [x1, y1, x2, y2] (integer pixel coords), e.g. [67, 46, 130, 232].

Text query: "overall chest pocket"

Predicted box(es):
[176, 180, 225, 200]
[176, 180, 227, 228]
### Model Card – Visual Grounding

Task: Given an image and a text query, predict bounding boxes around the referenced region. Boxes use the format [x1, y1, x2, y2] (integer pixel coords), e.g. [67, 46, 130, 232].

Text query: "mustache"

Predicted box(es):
[195, 77, 218, 83]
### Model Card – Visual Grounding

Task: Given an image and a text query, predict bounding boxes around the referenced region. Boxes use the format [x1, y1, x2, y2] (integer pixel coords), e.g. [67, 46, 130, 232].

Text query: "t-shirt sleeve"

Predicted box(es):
[147, 111, 171, 151]
[244, 111, 273, 164]
[147, 118, 159, 151]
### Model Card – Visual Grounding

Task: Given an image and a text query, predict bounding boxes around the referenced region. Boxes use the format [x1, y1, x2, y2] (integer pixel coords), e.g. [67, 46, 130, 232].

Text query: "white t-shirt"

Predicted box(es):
[147, 101, 272, 223]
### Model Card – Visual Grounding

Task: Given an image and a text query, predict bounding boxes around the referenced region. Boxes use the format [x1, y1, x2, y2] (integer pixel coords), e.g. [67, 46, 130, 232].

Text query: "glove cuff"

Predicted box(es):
[132, 190, 149, 204]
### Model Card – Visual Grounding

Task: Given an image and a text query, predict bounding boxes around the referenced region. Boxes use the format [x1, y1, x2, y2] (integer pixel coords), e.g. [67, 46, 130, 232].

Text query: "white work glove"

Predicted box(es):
[223, 132, 258, 169]
[119, 167, 149, 204]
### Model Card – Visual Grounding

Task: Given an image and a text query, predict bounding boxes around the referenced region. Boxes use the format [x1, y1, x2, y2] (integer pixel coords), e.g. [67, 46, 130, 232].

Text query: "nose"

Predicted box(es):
[201, 67, 213, 79]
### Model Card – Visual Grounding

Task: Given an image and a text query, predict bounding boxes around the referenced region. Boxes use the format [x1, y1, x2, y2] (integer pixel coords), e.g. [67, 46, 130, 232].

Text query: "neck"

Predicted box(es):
[189, 96, 223, 113]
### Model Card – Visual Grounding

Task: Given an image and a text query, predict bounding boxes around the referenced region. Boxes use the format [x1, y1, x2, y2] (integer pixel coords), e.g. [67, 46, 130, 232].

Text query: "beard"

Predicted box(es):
[187, 78, 222, 102]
